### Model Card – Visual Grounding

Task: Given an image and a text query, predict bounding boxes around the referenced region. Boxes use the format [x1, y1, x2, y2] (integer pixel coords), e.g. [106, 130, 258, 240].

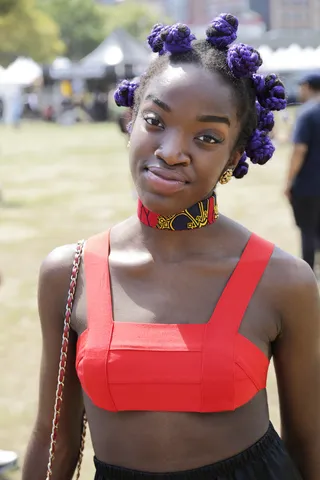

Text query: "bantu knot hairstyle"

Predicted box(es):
[227, 43, 262, 78]
[205, 14, 285, 177]
[148, 23, 195, 56]
[256, 102, 275, 132]
[114, 79, 140, 108]
[233, 153, 249, 179]
[206, 13, 238, 49]
[160, 24, 196, 54]
[245, 130, 275, 165]
[114, 12, 287, 180]
[147, 23, 167, 55]
[253, 74, 287, 111]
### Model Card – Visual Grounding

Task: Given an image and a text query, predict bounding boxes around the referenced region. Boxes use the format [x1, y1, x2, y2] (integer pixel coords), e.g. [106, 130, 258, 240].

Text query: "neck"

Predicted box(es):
[136, 193, 219, 260]
[308, 92, 320, 101]
[137, 217, 222, 261]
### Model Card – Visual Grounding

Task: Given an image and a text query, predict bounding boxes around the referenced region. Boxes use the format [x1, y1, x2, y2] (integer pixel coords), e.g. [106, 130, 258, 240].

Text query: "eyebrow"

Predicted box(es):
[145, 94, 171, 112]
[145, 94, 230, 126]
[196, 115, 230, 126]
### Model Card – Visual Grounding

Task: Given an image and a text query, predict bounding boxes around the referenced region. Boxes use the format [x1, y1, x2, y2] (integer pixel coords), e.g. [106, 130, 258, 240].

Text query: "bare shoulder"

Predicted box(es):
[40, 243, 79, 286]
[266, 244, 320, 330]
[38, 243, 82, 318]
[268, 245, 317, 293]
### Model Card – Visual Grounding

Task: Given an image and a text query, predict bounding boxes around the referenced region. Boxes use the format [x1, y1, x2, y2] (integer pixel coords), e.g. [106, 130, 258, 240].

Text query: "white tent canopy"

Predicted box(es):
[0, 57, 42, 85]
[258, 44, 320, 72]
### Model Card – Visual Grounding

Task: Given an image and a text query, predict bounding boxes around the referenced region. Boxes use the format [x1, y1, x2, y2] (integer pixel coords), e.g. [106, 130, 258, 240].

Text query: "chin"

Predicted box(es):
[138, 189, 210, 216]
[138, 191, 189, 216]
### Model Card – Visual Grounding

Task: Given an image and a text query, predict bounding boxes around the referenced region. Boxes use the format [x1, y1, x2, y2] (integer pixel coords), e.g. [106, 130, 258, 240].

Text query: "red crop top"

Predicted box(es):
[76, 231, 273, 412]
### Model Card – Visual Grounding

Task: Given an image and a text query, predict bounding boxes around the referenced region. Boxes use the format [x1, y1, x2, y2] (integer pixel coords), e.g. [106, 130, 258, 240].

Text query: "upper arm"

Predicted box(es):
[35, 245, 84, 448]
[273, 258, 320, 476]
[292, 143, 308, 159]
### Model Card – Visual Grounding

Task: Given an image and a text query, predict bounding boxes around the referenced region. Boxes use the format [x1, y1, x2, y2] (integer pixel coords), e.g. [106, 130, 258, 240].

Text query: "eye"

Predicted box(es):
[196, 134, 222, 145]
[143, 112, 164, 129]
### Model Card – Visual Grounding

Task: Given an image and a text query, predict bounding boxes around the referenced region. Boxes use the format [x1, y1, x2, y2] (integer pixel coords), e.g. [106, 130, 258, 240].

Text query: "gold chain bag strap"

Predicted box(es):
[46, 240, 88, 480]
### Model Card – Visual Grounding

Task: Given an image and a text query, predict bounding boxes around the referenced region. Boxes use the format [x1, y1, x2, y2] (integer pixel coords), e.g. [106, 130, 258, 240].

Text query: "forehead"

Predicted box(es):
[143, 63, 237, 119]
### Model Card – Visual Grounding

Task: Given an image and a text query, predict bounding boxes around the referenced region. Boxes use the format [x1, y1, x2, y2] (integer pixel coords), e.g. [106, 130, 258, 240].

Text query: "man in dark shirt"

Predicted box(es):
[285, 73, 320, 271]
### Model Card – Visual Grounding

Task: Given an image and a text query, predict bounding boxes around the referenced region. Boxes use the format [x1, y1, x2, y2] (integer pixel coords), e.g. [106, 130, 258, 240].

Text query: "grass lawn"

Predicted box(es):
[0, 121, 299, 479]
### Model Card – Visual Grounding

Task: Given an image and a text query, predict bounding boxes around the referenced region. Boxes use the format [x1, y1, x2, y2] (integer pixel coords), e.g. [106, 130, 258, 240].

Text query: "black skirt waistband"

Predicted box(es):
[93, 423, 301, 480]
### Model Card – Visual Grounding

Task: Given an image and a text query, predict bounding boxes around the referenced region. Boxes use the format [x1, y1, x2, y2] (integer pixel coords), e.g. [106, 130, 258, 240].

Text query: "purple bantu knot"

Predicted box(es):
[147, 23, 167, 55]
[233, 153, 249, 179]
[246, 129, 275, 165]
[252, 74, 265, 94]
[253, 74, 287, 111]
[160, 23, 196, 54]
[256, 101, 275, 132]
[114, 80, 139, 108]
[227, 43, 262, 78]
[206, 13, 238, 49]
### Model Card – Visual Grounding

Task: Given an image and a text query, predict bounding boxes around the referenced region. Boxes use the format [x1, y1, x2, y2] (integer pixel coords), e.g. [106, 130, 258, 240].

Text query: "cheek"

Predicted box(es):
[128, 119, 151, 175]
[130, 116, 153, 152]
[197, 150, 228, 182]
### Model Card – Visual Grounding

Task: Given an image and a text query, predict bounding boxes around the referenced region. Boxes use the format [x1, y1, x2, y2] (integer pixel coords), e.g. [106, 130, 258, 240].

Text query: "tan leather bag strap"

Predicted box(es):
[45, 240, 87, 480]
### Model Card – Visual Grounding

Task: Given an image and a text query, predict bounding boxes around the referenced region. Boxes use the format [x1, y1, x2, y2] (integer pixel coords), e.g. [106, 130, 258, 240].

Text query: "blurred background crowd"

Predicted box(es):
[0, 0, 319, 127]
[1, 0, 320, 478]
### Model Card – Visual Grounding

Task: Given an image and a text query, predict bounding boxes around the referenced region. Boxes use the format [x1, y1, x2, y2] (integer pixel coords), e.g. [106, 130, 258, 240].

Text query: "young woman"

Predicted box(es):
[22, 14, 320, 480]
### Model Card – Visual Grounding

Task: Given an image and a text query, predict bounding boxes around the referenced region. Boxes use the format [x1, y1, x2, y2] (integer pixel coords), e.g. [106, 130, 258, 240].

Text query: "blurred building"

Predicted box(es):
[158, 0, 251, 22]
[249, 0, 270, 29]
[269, 0, 320, 29]
[149, 0, 265, 37]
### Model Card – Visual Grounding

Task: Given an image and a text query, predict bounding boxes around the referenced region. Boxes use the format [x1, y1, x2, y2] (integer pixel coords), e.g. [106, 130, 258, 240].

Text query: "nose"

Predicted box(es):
[155, 131, 191, 166]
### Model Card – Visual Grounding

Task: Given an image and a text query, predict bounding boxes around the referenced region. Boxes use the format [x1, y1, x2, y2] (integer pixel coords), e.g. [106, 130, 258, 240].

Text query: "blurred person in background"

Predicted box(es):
[23, 14, 319, 480]
[11, 86, 23, 128]
[285, 73, 320, 272]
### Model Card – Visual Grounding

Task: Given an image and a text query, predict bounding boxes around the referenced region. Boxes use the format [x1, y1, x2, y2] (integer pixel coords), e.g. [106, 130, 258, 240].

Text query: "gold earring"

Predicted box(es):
[219, 168, 233, 185]
[127, 140, 131, 149]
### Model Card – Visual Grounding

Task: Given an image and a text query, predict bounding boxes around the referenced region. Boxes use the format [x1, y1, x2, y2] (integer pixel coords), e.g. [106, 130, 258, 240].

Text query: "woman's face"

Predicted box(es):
[129, 63, 242, 215]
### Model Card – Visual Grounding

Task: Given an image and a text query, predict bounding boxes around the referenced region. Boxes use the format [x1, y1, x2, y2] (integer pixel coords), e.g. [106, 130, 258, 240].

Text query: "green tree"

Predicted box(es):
[0, 0, 20, 16]
[37, 0, 106, 60]
[0, 0, 64, 64]
[102, 0, 168, 42]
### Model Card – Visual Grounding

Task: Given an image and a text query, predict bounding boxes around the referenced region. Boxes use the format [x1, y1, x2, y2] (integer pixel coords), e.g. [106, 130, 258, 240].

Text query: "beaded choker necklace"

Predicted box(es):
[138, 193, 219, 231]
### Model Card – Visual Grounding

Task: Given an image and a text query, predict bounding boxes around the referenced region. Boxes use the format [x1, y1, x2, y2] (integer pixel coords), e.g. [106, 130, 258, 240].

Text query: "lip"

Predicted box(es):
[147, 166, 190, 183]
[143, 167, 187, 195]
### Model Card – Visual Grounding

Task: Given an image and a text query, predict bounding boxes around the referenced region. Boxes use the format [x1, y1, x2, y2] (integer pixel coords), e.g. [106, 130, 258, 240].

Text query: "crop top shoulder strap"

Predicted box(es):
[209, 232, 274, 333]
[201, 232, 274, 408]
[81, 231, 116, 410]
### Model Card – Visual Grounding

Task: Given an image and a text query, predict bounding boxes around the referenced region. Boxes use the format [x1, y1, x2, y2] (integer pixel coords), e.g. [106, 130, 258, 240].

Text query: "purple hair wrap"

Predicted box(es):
[227, 43, 262, 78]
[256, 101, 275, 132]
[233, 153, 249, 179]
[114, 79, 139, 108]
[147, 23, 167, 55]
[160, 23, 196, 54]
[253, 74, 287, 111]
[206, 13, 238, 49]
[246, 129, 275, 165]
